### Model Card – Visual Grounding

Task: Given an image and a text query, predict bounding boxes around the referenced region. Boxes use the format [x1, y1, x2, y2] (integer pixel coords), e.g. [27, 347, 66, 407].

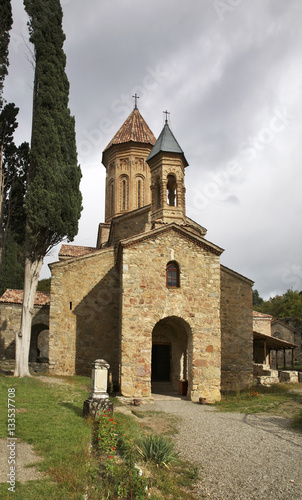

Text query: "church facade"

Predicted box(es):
[48, 107, 254, 402]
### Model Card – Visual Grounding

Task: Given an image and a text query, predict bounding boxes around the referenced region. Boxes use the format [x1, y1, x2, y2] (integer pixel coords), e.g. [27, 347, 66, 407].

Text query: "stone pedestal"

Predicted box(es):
[83, 359, 113, 419]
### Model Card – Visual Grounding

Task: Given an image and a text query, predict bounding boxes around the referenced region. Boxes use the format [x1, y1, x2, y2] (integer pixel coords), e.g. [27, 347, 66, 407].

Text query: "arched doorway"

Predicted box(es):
[29, 324, 49, 362]
[151, 316, 192, 395]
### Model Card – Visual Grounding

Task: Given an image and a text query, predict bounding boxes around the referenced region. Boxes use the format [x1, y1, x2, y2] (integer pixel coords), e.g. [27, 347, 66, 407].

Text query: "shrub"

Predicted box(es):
[137, 434, 179, 469]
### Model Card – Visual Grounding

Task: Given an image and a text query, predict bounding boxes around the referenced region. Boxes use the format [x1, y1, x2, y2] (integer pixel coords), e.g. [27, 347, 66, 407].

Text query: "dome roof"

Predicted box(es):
[103, 108, 156, 152]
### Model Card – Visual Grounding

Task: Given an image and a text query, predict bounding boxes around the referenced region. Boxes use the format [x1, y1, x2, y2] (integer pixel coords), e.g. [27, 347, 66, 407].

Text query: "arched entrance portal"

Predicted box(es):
[151, 316, 192, 395]
[29, 324, 49, 363]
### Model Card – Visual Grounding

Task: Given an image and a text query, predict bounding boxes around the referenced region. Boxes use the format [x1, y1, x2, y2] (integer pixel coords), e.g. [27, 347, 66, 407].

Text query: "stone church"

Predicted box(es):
[48, 105, 254, 402]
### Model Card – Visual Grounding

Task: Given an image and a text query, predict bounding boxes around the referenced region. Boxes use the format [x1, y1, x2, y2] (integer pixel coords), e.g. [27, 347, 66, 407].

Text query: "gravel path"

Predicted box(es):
[138, 399, 302, 500]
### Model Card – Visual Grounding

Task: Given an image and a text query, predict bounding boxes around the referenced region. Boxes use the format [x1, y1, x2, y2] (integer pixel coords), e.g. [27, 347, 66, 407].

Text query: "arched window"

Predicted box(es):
[109, 180, 114, 215]
[166, 261, 180, 288]
[120, 175, 129, 211]
[167, 174, 177, 206]
[136, 176, 144, 209]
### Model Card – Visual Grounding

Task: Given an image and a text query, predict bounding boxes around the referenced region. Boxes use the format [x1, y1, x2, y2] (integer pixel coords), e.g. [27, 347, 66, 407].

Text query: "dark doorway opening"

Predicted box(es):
[152, 344, 171, 381]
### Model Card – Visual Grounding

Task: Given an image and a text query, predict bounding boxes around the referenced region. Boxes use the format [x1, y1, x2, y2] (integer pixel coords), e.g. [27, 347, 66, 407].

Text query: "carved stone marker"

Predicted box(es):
[83, 359, 113, 418]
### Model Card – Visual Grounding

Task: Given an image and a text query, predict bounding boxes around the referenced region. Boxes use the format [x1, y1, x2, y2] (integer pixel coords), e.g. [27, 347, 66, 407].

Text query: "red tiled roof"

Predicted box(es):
[253, 311, 273, 319]
[0, 289, 50, 306]
[59, 244, 97, 258]
[103, 108, 156, 152]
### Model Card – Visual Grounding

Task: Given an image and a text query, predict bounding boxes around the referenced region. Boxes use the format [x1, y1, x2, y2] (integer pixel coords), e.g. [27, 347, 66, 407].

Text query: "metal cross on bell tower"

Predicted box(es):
[163, 110, 170, 124]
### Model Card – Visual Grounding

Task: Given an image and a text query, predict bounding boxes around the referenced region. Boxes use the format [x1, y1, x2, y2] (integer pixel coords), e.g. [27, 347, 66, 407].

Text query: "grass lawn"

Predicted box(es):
[0, 374, 93, 499]
[1, 374, 301, 499]
[0, 374, 198, 499]
[215, 384, 302, 430]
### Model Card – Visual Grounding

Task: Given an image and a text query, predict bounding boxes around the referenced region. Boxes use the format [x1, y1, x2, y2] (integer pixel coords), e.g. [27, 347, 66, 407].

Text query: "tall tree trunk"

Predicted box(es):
[0, 142, 4, 278]
[14, 255, 43, 377]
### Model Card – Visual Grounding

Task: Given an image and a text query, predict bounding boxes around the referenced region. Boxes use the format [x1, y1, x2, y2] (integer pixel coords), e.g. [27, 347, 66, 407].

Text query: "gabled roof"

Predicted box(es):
[117, 222, 224, 258]
[146, 123, 188, 166]
[0, 289, 50, 306]
[253, 311, 273, 319]
[271, 318, 296, 332]
[103, 108, 156, 152]
[59, 245, 97, 258]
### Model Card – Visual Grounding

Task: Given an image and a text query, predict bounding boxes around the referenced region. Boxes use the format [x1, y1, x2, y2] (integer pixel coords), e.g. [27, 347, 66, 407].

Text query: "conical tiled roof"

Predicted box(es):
[146, 123, 188, 166]
[103, 108, 156, 152]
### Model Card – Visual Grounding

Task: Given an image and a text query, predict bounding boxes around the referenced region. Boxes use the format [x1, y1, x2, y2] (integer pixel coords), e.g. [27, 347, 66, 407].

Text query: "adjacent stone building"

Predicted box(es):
[48, 107, 255, 402]
[253, 311, 297, 371]
[0, 289, 50, 363]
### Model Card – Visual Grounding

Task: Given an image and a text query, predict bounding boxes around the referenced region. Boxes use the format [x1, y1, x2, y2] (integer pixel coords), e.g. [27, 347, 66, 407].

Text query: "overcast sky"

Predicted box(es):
[4, 0, 302, 299]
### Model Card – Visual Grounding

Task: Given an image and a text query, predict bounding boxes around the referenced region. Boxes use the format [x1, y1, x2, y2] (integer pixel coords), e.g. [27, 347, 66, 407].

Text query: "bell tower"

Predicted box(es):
[102, 99, 156, 223]
[146, 113, 188, 225]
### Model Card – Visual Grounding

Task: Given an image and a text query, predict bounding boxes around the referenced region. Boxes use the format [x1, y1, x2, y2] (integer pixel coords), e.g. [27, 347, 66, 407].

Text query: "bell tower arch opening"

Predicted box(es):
[151, 316, 192, 395]
[167, 174, 177, 206]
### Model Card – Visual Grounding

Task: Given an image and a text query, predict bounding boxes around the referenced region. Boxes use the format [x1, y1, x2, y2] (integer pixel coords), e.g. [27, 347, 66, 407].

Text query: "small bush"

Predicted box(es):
[138, 434, 179, 469]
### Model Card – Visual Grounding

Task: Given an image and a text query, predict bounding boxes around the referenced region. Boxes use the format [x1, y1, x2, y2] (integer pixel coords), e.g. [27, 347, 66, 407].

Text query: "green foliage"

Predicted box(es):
[254, 289, 302, 323]
[93, 408, 148, 499]
[2, 140, 29, 240]
[0, 104, 28, 291]
[137, 434, 179, 469]
[0, 230, 24, 295]
[0, 102, 19, 147]
[94, 408, 118, 453]
[37, 278, 51, 292]
[0, 0, 13, 108]
[23, 0, 82, 260]
[253, 288, 264, 307]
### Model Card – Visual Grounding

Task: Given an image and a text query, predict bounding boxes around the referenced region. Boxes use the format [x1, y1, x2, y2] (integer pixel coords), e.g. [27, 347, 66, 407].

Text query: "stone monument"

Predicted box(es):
[83, 359, 113, 418]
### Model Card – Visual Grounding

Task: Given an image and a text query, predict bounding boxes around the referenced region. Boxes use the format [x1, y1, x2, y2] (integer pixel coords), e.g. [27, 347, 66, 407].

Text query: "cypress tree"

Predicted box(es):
[0, 0, 13, 270]
[0, 0, 13, 109]
[15, 0, 82, 376]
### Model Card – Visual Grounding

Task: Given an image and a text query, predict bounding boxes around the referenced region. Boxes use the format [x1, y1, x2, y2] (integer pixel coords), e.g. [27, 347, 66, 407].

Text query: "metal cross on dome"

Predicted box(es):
[163, 110, 170, 124]
[132, 94, 140, 109]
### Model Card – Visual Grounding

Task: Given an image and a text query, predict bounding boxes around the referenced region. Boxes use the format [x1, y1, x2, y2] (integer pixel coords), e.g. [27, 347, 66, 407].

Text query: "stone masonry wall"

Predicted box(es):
[110, 207, 152, 250]
[0, 303, 49, 360]
[120, 228, 222, 403]
[220, 266, 254, 391]
[253, 315, 273, 336]
[271, 320, 297, 367]
[49, 248, 120, 385]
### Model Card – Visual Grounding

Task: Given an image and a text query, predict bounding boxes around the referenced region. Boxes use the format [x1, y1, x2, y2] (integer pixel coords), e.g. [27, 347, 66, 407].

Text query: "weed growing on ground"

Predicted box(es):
[137, 434, 179, 469]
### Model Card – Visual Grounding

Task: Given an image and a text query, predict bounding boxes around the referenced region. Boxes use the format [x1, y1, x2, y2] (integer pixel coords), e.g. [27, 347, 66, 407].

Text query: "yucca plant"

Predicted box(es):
[137, 434, 179, 469]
